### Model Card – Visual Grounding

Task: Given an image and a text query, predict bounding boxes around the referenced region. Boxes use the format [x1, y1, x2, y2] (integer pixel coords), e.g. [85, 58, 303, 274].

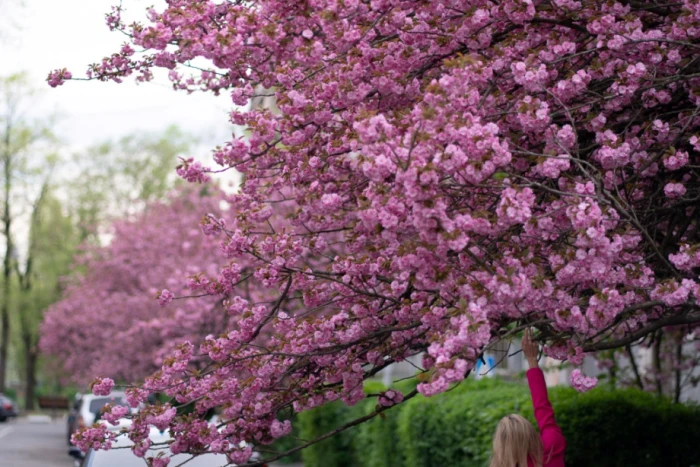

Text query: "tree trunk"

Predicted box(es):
[626, 344, 644, 390]
[23, 334, 36, 411]
[0, 298, 8, 393]
[0, 302, 8, 393]
[14, 181, 50, 407]
[652, 330, 663, 397]
[609, 360, 617, 387]
[0, 127, 12, 393]
[674, 332, 683, 403]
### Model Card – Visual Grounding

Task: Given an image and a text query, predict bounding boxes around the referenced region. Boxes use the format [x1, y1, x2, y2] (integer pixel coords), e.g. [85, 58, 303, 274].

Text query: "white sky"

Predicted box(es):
[1, 0, 241, 257]
[1, 0, 235, 149]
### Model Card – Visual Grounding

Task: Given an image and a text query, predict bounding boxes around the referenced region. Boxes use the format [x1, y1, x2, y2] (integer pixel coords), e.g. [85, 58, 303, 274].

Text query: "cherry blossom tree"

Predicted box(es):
[52, 1, 700, 465]
[40, 187, 231, 385]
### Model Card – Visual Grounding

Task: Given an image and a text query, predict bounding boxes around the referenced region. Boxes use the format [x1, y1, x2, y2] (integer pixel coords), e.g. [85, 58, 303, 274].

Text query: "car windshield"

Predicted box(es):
[88, 397, 127, 414]
[88, 448, 230, 467]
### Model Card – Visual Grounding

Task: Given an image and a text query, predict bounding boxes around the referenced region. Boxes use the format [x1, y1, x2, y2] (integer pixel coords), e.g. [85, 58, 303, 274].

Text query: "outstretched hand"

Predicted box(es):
[522, 328, 540, 369]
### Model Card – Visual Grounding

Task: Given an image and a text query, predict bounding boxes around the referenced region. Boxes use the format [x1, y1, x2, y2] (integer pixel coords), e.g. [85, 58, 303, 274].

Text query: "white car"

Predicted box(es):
[68, 392, 131, 445]
[69, 418, 264, 467]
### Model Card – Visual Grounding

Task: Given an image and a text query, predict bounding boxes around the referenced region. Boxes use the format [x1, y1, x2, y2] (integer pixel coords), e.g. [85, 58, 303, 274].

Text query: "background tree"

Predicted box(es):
[36, 125, 199, 393]
[65, 124, 194, 242]
[0, 72, 52, 392]
[2, 76, 192, 398]
[0, 0, 23, 43]
[13, 182, 76, 409]
[41, 186, 231, 385]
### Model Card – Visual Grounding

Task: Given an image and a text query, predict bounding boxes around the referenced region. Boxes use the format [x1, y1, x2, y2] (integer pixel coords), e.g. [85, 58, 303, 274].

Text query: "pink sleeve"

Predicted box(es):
[526, 368, 566, 466]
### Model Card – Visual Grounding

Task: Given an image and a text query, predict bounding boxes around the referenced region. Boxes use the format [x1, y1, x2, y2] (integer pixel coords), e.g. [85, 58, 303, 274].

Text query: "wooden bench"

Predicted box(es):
[37, 395, 69, 411]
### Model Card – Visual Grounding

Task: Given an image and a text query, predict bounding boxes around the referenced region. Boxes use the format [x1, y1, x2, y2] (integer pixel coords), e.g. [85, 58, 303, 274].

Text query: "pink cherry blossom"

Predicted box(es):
[150, 457, 170, 467]
[47, 68, 72, 87]
[270, 420, 292, 439]
[663, 150, 689, 171]
[664, 182, 686, 199]
[41, 188, 232, 385]
[157, 289, 174, 306]
[91, 377, 114, 396]
[378, 389, 404, 407]
[102, 404, 130, 425]
[570, 369, 598, 392]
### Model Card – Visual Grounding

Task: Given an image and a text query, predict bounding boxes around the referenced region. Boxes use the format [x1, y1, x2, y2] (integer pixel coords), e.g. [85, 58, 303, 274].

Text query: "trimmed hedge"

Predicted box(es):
[298, 378, 700, 467]
[299, 396, 363, 467]
[555, 389, 700, 467]
[298, 381, 389, 466]
[397, 383, 532, 467]
[353, 400, 401, 467]
[299, 380, 414, 466]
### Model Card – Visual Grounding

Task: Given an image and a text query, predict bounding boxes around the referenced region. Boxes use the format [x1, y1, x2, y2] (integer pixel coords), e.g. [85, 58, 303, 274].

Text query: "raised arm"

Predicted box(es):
[522, 330, 566, 466]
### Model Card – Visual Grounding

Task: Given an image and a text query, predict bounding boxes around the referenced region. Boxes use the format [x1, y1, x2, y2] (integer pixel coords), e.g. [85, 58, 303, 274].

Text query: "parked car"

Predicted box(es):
[70, 422, 265, 467]
[67, 392, 130, 445]
[78, 445, 235, 467]
[0, 394, 18, 422]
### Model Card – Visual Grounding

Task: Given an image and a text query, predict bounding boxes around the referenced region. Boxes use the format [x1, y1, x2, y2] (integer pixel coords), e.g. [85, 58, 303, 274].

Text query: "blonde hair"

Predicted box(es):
[489, 414, 543, 467]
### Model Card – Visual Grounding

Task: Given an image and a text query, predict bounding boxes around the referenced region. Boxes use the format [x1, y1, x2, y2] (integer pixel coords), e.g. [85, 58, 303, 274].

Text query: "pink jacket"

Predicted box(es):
[526, 368, 566, 467]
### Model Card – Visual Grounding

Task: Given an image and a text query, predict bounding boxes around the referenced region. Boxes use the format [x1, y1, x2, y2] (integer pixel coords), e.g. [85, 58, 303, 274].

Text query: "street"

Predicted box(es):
[0, 417, 73, 467]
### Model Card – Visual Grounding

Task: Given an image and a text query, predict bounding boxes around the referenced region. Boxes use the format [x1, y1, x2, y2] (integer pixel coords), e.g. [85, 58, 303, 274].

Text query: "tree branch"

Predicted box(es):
[584, 309, 700, 352]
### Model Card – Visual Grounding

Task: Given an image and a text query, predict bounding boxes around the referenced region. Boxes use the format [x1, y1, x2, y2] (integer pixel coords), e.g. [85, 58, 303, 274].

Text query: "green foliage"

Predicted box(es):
[299, 397, 368, 467]
[555, 388, 700, 467]
[67, 124, 194, 240]
[299, 379, 700, 467]
[351, 380, 401, 467]
[353, 401, 400, 467]
[33, 385, 76, 399]
[12, 191, 78, 408]
[15, 194, 76, 324]
[298, 381, 389, 466]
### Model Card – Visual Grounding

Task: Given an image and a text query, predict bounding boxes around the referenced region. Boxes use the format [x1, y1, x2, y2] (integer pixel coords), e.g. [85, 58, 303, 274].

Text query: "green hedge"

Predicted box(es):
[2, 388, 18, 401]
[555, 389, 700, 467]
[297, 378, 700, 467]
[299, 397, 363, 467]
[397, 383, 532, 467]
[298, 381, 385, 467]
[353, 399, 401, 467]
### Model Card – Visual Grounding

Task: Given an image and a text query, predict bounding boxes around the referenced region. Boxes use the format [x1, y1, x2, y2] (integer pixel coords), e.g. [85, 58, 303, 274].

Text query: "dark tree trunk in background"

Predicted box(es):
[0, 125, 12, 393]
[674, 332, 683, 403]
[652, 330, 664, 397]
[23, 335, 36, 411]
[609, 363, 616, 387]
[626, 344, 644, 390]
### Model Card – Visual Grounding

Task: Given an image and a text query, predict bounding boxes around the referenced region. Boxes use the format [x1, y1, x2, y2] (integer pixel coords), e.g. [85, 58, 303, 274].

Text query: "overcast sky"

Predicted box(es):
[1, 0, 240, 255]
[1, 0, 234, 149]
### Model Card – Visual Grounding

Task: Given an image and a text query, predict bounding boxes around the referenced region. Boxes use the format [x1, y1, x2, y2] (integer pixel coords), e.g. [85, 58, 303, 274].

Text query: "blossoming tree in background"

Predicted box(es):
[50, 0, 700, 465]
[40, 187, 232, 385]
